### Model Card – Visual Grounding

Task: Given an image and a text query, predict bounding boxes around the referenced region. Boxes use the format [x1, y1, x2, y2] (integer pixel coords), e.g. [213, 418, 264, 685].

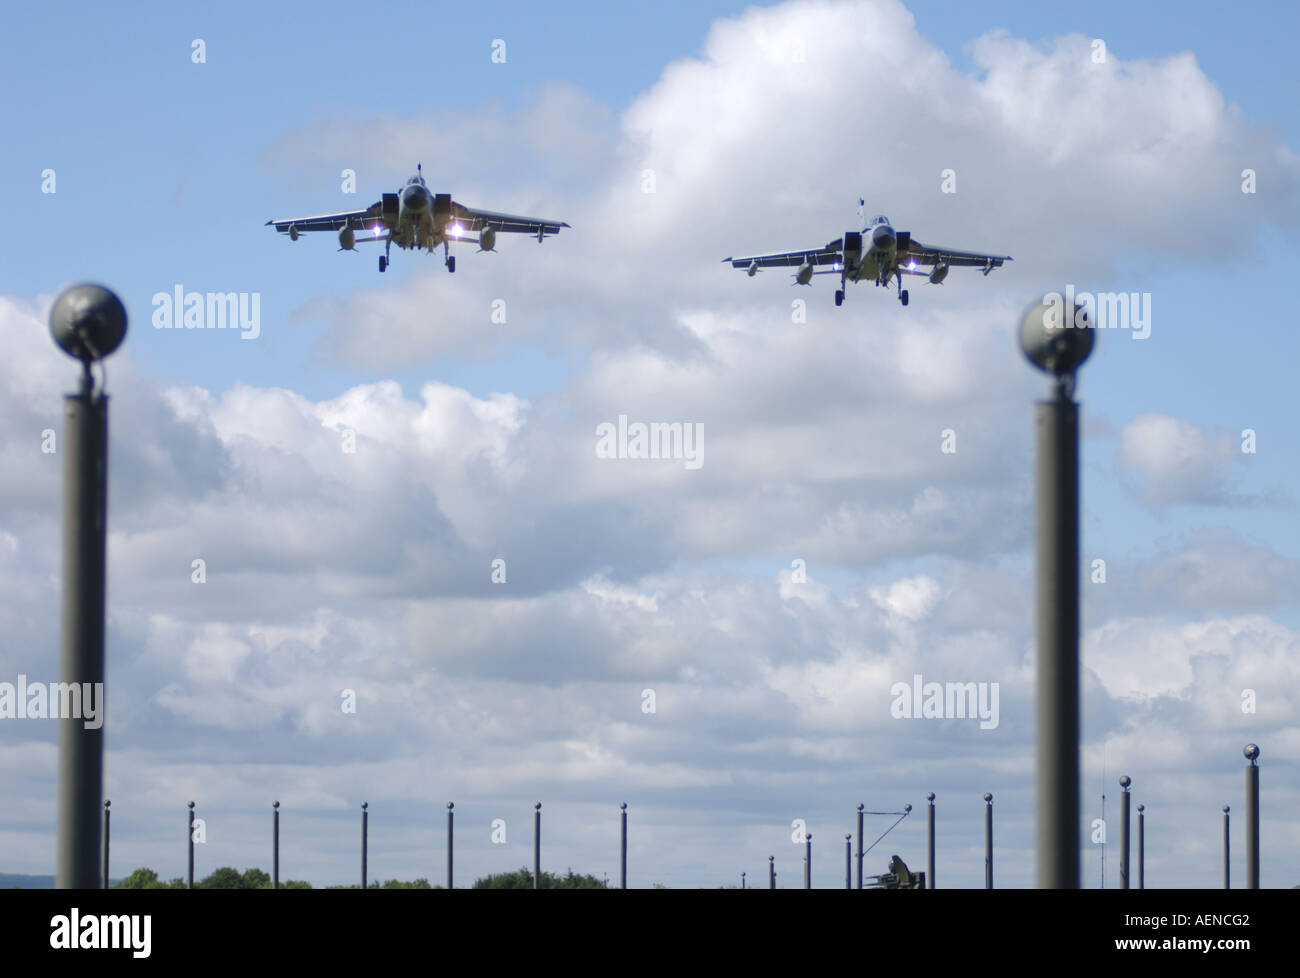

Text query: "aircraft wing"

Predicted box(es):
[723, 240, 843, 271]
[902, 237, 1012, 270]
[451, 202, 569, 237]
[265, 202, 384, 235]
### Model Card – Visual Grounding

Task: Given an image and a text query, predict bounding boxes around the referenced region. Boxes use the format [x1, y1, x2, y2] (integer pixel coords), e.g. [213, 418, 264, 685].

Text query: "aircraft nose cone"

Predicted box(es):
[872, 225, 895, 250]
[402, 186, 427, 210]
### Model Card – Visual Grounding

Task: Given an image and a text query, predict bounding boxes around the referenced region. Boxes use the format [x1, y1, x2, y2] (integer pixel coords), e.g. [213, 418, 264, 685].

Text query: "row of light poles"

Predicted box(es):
[99, 764, 1264, 890]
[110, 799, 627, 889]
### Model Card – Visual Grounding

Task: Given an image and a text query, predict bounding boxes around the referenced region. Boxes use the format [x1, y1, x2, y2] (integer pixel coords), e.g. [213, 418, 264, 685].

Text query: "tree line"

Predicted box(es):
[112, 866, 609, 889]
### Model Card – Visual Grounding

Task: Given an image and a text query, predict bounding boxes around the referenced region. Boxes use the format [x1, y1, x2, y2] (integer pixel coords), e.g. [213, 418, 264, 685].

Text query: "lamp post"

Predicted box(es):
[1244, 744, 1259, 889]
[1020, 296, 1093, 889]
[50, 285, 126, 890]
[534, 803, 542, 889]
[102, 800, 110, 889]
[1136, 804, 1145, 889]
[984, 793, 994, 889]
[1222, 805, 1230, 889]
[1119, 777, 1131, 890]
[926, 792, 936, 889]
[273, 801, 280, 890]
[620, 803, 628, 889]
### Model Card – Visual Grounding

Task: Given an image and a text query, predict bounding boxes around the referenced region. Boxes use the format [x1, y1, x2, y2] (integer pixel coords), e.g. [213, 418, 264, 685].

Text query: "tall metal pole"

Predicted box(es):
[1222, 805, 1229, 889]
[926, 792, 935, 889]
[1020, 298, 1093, 891]
[49, 286, 126, 891]
[620, 803, 627, 889]
[804, 833, 812, 890]
[984, 794, 993, 889]
[1244, 744, 1260, 889]
[273, 801, 280, 890]
[361, 802, 368, 889]
[741, 871, 746, 889]
[187, 801, 195, 889]
[1035, 385, 1081, 889]
[769, 855, 775, 890]
[855, 804, 864, 889]
[1136, 804, 1144, 889]
[102, 800, 110, 889]
[843, 835, 851, 889]
[533, 803, 542, 889]
[1119, 776, 1131, 889]
[57, 369, 108, 889]
[447, 802, 454, 890]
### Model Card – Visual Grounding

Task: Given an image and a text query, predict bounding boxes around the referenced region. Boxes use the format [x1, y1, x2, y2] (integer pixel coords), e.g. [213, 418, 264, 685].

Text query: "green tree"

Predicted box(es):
[241, 868, 271, 889]
[196, 866, 245, 889]
[114, 867, 164, 889]
[473, 867, 605, 889]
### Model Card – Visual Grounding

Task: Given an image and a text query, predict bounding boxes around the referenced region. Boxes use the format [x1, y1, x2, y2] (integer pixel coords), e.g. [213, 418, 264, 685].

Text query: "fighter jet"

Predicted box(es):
[266, 165, 569, 273]
[724, 200, 1011, 306]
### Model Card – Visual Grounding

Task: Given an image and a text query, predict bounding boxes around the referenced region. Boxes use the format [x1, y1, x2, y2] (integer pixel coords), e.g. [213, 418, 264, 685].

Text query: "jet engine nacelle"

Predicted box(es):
[929, 262, 949, 284]
[288, 225, 299, 241]
[795, 261, 814, 286]
[479, 227, 497, 252]
[339, 226, 356, 250]
[747, 260, 759, 277]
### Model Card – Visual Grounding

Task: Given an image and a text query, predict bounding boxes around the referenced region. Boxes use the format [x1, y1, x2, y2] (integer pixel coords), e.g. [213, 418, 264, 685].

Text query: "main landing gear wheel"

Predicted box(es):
[835, 290, 844, 307]
[378, 256, 387, 273]
[900, 289, 908, 306]
[447, 256, 456, 273]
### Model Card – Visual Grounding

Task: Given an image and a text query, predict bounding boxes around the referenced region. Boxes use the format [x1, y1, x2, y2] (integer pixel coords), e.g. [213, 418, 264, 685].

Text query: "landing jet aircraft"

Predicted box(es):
[724, 200, 1011, 306]
[266, 165, 569, 273]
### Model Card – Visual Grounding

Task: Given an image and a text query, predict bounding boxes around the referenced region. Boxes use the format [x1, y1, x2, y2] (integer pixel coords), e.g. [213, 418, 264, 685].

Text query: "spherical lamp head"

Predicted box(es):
[50, 284, 126, 364]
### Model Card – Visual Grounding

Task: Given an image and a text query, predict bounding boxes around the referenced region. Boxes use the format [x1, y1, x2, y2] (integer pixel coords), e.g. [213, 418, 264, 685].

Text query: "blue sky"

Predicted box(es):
[1, 0, 1297, 888]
